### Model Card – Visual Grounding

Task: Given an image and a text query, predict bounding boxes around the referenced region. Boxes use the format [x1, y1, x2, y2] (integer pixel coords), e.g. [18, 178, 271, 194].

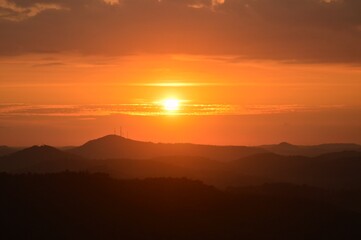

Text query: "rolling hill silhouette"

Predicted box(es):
[68, 135, 267, 161]
[261, 142, 361, 157]
[1, 136, 361, 189]
[0, 146, 21, 157]
[0, 144, 224, 181]
[230, 151, 361, 189]
[1, 141, 360, 189]
[0, 145, 86, 173]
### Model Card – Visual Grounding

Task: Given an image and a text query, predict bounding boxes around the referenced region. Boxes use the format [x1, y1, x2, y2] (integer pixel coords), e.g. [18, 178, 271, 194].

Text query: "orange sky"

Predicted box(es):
[0, 0, 360, 146]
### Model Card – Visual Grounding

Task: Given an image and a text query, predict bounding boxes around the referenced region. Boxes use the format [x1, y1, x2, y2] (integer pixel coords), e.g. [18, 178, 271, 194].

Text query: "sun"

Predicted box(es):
[162, 98, 180, 111]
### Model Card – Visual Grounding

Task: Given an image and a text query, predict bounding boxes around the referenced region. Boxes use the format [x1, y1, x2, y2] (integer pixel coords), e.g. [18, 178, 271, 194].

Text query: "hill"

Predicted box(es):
[1, 139, 361, 189]
[0, 172, 360, 240]
[68, 135, 267, 161]
[0, 145, 86, 173]
[260, 142, 361, 157]
[0, 146, 21, 157]
[230, 151, 361, 189]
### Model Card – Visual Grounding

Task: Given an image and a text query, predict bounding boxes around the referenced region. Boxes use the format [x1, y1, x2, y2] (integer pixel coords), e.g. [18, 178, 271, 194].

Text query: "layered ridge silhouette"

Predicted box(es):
[2, 135, 360, 159]
[1, 136, 361, 239]
[261, 142, 361, 157]
[68, 135, 267, 160]
[1, 135, 361, 189]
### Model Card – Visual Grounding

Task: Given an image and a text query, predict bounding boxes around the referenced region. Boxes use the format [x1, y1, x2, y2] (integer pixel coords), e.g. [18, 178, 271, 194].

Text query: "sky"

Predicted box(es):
[0, 0, 360, 146]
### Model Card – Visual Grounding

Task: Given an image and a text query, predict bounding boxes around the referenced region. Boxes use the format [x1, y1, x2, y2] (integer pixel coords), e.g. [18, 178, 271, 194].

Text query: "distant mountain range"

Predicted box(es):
[0, 146, 21, 157]
[261, 142, 361, 157]
[67, 135, 267, 160]
[1, 135, 361, 189]
[2, 135, 360, 159]
[0, 145, 86, 173]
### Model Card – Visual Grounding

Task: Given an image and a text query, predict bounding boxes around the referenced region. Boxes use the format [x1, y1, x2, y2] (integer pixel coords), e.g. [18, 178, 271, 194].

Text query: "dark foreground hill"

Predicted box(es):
[0, 172, 360, 240]
[68, 135, 267, 161]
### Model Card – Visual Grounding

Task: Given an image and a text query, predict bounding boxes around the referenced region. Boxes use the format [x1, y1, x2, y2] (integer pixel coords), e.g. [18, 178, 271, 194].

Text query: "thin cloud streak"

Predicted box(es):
[0, 103, 353, 117]
[131, 82, 225, 87]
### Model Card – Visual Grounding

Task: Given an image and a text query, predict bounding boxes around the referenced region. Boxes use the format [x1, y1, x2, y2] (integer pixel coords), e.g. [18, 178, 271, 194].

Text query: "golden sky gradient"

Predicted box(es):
[0, 0, 360, 145]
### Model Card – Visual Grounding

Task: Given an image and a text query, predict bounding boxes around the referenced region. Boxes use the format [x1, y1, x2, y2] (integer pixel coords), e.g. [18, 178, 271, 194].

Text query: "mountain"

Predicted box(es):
[260, 142, 361, 157]
[1, 138, 361, 189]
[230, 151, 361, 189]
[67, 136, 361, 189]
[0, 145, 86, 173]
[94, 157, 201, 180]
[0, 146, 21, 157]
[0, 144, 231, 183]
[68, 135, 267, 161]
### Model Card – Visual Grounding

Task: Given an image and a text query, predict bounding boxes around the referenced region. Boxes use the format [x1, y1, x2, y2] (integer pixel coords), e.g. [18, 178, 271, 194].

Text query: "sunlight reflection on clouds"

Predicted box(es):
[0, 103, 349, 117]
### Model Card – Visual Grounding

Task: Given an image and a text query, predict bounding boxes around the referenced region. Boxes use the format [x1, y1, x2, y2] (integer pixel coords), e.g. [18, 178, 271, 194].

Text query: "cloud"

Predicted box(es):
[0, 103, 353, 117]
[0, 0, 65, 21]
[0, 0, 360, 63]
[31, 61, 66, 67]
[103, 0, 120, 5]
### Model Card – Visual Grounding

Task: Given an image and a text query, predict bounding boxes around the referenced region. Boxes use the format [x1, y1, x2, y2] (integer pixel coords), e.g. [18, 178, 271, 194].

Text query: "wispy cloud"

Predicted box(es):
[0, 103, 352, 117]
[0, 0, 66, 21]
[0, 0, 360, 63]
[131, 82, 224, 87]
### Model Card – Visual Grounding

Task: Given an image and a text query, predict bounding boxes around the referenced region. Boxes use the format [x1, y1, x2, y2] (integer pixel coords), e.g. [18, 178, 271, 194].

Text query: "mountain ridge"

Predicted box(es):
[0, 145, 85, 173]
[0, 139, 361, 189]
[68, 135, 268, 161]
[260, 142, 361, 157]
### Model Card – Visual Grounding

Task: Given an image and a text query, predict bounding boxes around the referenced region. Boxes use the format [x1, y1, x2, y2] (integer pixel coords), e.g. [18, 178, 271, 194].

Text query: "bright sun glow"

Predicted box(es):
[162, 98, 180, 111]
